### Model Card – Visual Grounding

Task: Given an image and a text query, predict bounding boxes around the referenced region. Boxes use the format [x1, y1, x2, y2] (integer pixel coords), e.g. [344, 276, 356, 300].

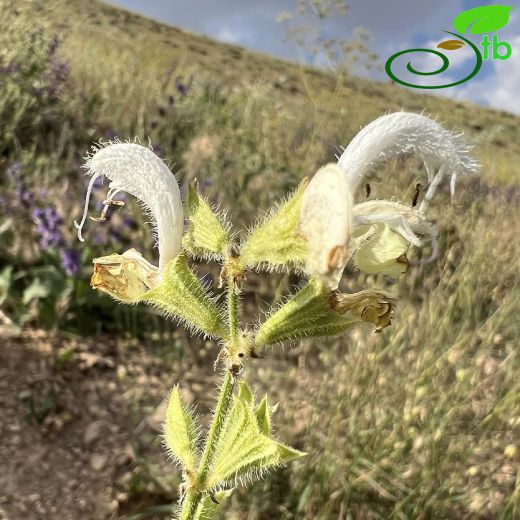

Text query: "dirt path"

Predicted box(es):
[0, 328, 219, 519]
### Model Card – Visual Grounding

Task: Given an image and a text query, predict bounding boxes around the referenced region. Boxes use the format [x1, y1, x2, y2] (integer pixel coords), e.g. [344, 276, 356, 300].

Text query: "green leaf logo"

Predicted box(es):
[453, 5, 512, 35]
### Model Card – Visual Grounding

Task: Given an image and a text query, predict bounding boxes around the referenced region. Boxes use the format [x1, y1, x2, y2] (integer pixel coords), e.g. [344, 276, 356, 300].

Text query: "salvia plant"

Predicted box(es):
[75, 112, 478, 519]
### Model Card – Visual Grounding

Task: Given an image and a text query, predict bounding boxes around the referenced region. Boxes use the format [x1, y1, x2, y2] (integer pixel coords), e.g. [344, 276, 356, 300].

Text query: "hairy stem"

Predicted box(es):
[178, 489, 200, 520]
[228, 274, 239, 349]
[178, 274, 239, 519]
[178, 371, 234, 518]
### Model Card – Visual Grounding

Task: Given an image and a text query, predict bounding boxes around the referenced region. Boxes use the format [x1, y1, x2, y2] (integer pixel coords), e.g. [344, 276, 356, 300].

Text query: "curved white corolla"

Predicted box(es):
[300, 112, 479, 287]
[75, 142, 183, 271]
[75, 142, 183, 301]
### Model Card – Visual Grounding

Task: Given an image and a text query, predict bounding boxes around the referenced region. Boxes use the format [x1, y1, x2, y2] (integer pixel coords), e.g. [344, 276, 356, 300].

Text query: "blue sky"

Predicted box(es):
[103, 0, 519, 115]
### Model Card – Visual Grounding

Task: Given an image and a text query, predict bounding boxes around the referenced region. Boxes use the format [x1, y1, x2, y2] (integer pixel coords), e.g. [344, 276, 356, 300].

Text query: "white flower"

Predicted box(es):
[300, 164, 352, 283]
[75, 142, 183, 272]
[300, 112, 479, 286]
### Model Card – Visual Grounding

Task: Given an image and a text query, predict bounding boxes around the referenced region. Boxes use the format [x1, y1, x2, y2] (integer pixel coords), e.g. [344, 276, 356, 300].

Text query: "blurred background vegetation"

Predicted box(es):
[0, 0, 519, 518]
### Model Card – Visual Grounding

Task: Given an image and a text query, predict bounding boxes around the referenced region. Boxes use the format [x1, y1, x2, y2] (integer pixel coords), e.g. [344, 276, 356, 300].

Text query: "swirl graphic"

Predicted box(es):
[385, 31, 482, 89]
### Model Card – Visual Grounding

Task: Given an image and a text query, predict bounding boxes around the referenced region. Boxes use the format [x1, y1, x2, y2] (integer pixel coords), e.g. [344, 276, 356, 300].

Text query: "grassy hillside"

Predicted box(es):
[51, 0, 520, 189]
[1, 0, 519, 519]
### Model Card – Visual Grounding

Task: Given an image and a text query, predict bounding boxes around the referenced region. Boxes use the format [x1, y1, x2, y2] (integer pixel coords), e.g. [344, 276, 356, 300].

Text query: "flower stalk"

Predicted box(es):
[178, 265, 239, 519]
[179, 372, 235, 519]
[227, 273, 240, 352]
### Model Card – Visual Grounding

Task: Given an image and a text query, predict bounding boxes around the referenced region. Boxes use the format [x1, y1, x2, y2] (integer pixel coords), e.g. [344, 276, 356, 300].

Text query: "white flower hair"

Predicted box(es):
[337, 112, 480, 213]
[75, 142, 183, 271]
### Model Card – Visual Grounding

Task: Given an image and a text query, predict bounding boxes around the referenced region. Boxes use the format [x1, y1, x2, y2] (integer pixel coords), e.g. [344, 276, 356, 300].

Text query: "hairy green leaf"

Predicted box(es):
[143, 254, 227, 338]
[183, 185, 231, 259]
[205, 387, 305, 489]
[239, 180, 308, 271]
[238, 380, 254, 404]
[164, 386, 199, 472]
[255, 396, 272, 435]
[254, 279, 360, 347]
[277, 442, 306, 462]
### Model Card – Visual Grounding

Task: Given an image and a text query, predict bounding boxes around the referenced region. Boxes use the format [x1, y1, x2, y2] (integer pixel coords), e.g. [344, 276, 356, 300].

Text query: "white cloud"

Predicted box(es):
[214, 26, 243, 44]
[455, 34, 520, 114]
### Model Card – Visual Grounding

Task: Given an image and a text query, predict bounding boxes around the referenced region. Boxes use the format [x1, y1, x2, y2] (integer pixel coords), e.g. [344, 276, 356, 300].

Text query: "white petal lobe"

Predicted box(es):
[337, 112, 479, 193]
[85, 143, 183, 271]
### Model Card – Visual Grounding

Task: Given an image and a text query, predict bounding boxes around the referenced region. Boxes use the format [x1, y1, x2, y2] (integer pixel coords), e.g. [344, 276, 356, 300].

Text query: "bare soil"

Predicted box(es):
[0, 328, 220, 520]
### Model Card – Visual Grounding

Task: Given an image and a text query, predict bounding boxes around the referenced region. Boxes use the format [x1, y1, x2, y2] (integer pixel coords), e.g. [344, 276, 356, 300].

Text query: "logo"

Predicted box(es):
[385, 5, 513, 89]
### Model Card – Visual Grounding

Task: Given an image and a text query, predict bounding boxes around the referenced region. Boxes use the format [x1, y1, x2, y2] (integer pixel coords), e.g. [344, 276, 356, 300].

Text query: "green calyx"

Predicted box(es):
[239, 179, 308, 272]
[143, 254, 227, 339]
[254, 279, 360, 347]
[183, 184, 232, 260]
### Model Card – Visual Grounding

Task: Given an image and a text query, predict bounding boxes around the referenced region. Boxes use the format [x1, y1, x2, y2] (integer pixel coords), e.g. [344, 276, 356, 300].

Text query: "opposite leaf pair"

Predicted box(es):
[165, 382, 304, 517]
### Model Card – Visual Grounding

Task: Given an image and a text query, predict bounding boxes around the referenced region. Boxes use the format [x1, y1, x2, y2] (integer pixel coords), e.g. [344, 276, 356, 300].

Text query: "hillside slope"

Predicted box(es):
[48, 0, 519, 188]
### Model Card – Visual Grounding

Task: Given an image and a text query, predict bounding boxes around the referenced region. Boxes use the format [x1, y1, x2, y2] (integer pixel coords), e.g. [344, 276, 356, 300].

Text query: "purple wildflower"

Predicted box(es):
[51, 58, 69, 83]
[6, 162, 22, 180]
[59, 248, 81, 276]
[32, 206, 63, 248]
[175, 77, 189, 96]
[48, 35, 60, 56]
[0, 63, 20, 74]
[43, 57, 69, 100]
[7, 162, 35, 208]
